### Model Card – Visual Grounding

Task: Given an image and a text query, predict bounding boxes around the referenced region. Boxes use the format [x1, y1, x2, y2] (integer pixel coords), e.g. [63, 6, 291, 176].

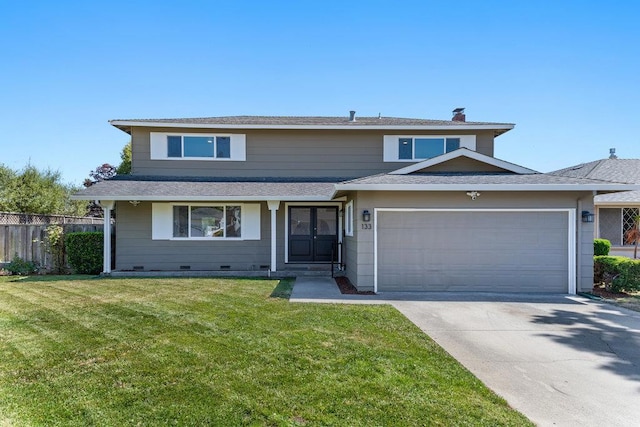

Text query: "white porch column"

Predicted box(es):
[98, 200, 115, 275]
[267, 200, 281, 272]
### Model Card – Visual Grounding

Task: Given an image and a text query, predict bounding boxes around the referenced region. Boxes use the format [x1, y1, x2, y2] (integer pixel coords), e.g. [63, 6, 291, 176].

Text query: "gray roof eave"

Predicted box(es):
[336, 183, 640, 192]
[109, 120, 514, 133]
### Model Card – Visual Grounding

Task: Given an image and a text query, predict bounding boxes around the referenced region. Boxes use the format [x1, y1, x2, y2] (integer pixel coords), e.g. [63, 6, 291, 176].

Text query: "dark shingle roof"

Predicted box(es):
[596, 190, 640, 203]
[550, 159, 640, 184]
[339, 172, 625, 186]
[72, 177, 336, 201]
[111, 115, 513, 127]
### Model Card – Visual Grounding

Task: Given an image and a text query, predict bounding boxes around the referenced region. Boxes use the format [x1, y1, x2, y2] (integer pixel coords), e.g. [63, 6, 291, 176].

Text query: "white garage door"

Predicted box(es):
[376, 210, 571, 293]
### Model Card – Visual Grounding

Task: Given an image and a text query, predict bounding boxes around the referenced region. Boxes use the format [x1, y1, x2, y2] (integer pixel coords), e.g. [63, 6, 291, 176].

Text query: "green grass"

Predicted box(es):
[0, 276, 531, 426]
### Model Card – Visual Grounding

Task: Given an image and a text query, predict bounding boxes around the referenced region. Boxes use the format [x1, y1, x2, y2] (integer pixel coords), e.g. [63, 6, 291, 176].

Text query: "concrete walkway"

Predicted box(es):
[291, 277, 640, 427]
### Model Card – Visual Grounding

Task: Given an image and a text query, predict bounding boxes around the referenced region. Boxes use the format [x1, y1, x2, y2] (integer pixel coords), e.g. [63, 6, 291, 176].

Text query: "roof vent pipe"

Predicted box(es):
[349, 110, 356, 122]
[609, 148, 617, 159]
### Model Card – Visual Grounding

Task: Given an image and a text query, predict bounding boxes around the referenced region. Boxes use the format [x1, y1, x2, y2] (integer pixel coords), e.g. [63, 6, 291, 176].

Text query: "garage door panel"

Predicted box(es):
[377, 211, 568, 293]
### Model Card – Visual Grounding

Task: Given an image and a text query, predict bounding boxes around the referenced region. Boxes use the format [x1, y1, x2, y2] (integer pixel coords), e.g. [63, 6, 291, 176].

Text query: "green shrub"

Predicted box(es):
[65, 232, 103, 274]
[594, 255, 640, 293]
[594, 239, 611, 256]
[6, 254, 39, 276]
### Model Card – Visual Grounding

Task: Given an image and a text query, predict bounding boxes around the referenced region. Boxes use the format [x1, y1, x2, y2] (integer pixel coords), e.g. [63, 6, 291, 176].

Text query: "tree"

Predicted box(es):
[84, 163, 117, 217]
[0, 164, 87, 216]
[624, 215, 640, 259]
[84, 163, 117, 188]
[116, 142, 132, 175]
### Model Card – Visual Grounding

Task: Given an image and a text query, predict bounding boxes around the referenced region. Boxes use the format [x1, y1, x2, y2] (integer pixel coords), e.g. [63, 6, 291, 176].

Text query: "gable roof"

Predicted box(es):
[336, 151, 639, 192]
[550, 159, 640, 184]
[389, 148, 538, 175]
[109, 115, 514, 136]
[336, 173, 638, 191]
[552, 158, 640, 205]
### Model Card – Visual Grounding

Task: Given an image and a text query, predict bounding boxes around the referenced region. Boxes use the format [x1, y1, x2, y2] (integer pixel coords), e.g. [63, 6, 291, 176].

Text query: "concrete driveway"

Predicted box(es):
[291, 278, 640, 427]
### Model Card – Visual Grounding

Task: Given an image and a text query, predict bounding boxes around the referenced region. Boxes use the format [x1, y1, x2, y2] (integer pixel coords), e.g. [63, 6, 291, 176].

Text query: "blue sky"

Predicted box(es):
[1, 1, 638, 186]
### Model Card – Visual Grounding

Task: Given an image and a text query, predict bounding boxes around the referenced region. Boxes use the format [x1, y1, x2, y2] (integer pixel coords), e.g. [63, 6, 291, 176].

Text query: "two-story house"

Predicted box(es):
[74, 109, 636, 294]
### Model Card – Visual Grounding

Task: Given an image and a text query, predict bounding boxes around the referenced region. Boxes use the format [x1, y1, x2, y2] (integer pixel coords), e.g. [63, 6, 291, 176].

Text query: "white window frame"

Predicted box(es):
[150, 132, 246, 161]
[383, 134, 476, 162]
[345, 201, 354, 237]
[152, 202, 260, 241]
[172, 204, 243, 240]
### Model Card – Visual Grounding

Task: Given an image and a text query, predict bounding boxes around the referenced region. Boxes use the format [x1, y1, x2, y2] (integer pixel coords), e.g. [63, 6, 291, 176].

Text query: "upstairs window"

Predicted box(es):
[167, 135, 231, 159]
[383, 135, 474, 162]
[398, 137, 460, 160]
[150, 132, 246, 161]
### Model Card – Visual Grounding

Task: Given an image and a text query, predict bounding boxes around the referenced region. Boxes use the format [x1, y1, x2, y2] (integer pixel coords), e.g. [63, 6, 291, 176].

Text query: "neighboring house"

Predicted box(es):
[551, 155, 640, 257]
[73, 109, 637, 294]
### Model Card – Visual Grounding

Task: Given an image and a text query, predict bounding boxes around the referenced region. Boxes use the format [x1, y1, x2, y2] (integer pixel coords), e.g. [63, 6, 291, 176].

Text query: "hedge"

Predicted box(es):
[594, 255, 640, 293]
[65, 232, 103, 275]
[593, 239, 611, 256]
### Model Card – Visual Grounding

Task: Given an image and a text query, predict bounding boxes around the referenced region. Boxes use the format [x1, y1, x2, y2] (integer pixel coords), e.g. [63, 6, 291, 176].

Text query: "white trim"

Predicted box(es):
[568, 209, 577, 294]
[336, 183, 639, 192]
[344, 200, 354, 237]
[267, 201, 281, 272]
[388, 148, 538, 175]
[73, 194, 334, 201]
[98, 200, 114, 274]
[152, 202, 259, 241]
[150, 132, 246, 161]
[373, 208, 576, 295]
[284, 202, 343, 264]
[112, 120, 514, 132]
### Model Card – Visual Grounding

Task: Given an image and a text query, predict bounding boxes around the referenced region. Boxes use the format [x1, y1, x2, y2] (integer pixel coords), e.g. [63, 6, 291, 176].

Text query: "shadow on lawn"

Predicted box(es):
[530, 305, 640, 384]
[269, 278, 295, 299]
[1, 274, 102, 283]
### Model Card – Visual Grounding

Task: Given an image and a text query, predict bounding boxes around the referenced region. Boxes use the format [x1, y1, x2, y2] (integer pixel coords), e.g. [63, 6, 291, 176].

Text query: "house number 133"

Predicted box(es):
[361, 224, 372, 230]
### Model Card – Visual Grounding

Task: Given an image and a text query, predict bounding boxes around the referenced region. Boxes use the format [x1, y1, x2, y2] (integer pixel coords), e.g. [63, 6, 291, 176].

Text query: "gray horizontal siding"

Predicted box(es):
[131, 127, 494, 178]
[115, 202, 271, 271]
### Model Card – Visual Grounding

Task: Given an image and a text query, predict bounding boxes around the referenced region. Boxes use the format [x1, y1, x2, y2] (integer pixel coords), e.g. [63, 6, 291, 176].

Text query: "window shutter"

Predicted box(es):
[230, 134, 246, 161]
[242, 203, 261, 240]
[150, 133, 168, 160]
[151, 203, 173, 240]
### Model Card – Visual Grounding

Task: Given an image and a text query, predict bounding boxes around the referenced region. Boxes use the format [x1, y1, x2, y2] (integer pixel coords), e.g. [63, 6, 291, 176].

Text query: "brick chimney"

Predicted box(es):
[452, 107, 466, 122]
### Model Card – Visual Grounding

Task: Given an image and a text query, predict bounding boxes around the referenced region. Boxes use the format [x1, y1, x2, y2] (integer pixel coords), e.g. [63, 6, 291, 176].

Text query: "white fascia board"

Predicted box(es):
[109, 120, 514, 132]
[389, 148, 539, 175]
[71, 195, 335, 201]
[335, 183, 640, 192]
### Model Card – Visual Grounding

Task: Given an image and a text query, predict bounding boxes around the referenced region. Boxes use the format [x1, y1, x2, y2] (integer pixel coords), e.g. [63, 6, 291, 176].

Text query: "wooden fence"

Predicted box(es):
[0, 212, 107, 271]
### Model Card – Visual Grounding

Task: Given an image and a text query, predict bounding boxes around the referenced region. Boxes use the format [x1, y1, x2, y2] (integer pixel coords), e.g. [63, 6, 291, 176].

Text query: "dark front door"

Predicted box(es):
[289, 206, 338, 262]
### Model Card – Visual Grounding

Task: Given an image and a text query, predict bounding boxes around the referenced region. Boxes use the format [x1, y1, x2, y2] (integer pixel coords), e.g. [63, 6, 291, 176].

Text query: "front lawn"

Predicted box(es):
[0, 276, 531, 426]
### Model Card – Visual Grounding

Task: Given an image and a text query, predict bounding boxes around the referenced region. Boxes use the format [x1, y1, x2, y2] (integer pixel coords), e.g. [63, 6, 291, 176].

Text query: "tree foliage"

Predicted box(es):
[84, 163, 117, 188]
[0, 164, 87, 216]
[116, 142, 132, 175]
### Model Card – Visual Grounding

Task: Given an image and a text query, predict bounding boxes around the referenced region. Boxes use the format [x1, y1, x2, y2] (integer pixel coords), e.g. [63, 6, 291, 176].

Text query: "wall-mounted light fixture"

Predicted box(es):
[362, 210, 371, 222]
[581, 210, 595, 223]
[466, 191, 481, 200]
[129, 200, 141, 206]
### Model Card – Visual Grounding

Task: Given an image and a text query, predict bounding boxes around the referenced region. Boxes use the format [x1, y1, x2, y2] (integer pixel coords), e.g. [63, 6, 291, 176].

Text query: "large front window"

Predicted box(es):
[173, 205, 242, 238]
[398, 137, 460, 160]
[167, 135, 231, 159]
